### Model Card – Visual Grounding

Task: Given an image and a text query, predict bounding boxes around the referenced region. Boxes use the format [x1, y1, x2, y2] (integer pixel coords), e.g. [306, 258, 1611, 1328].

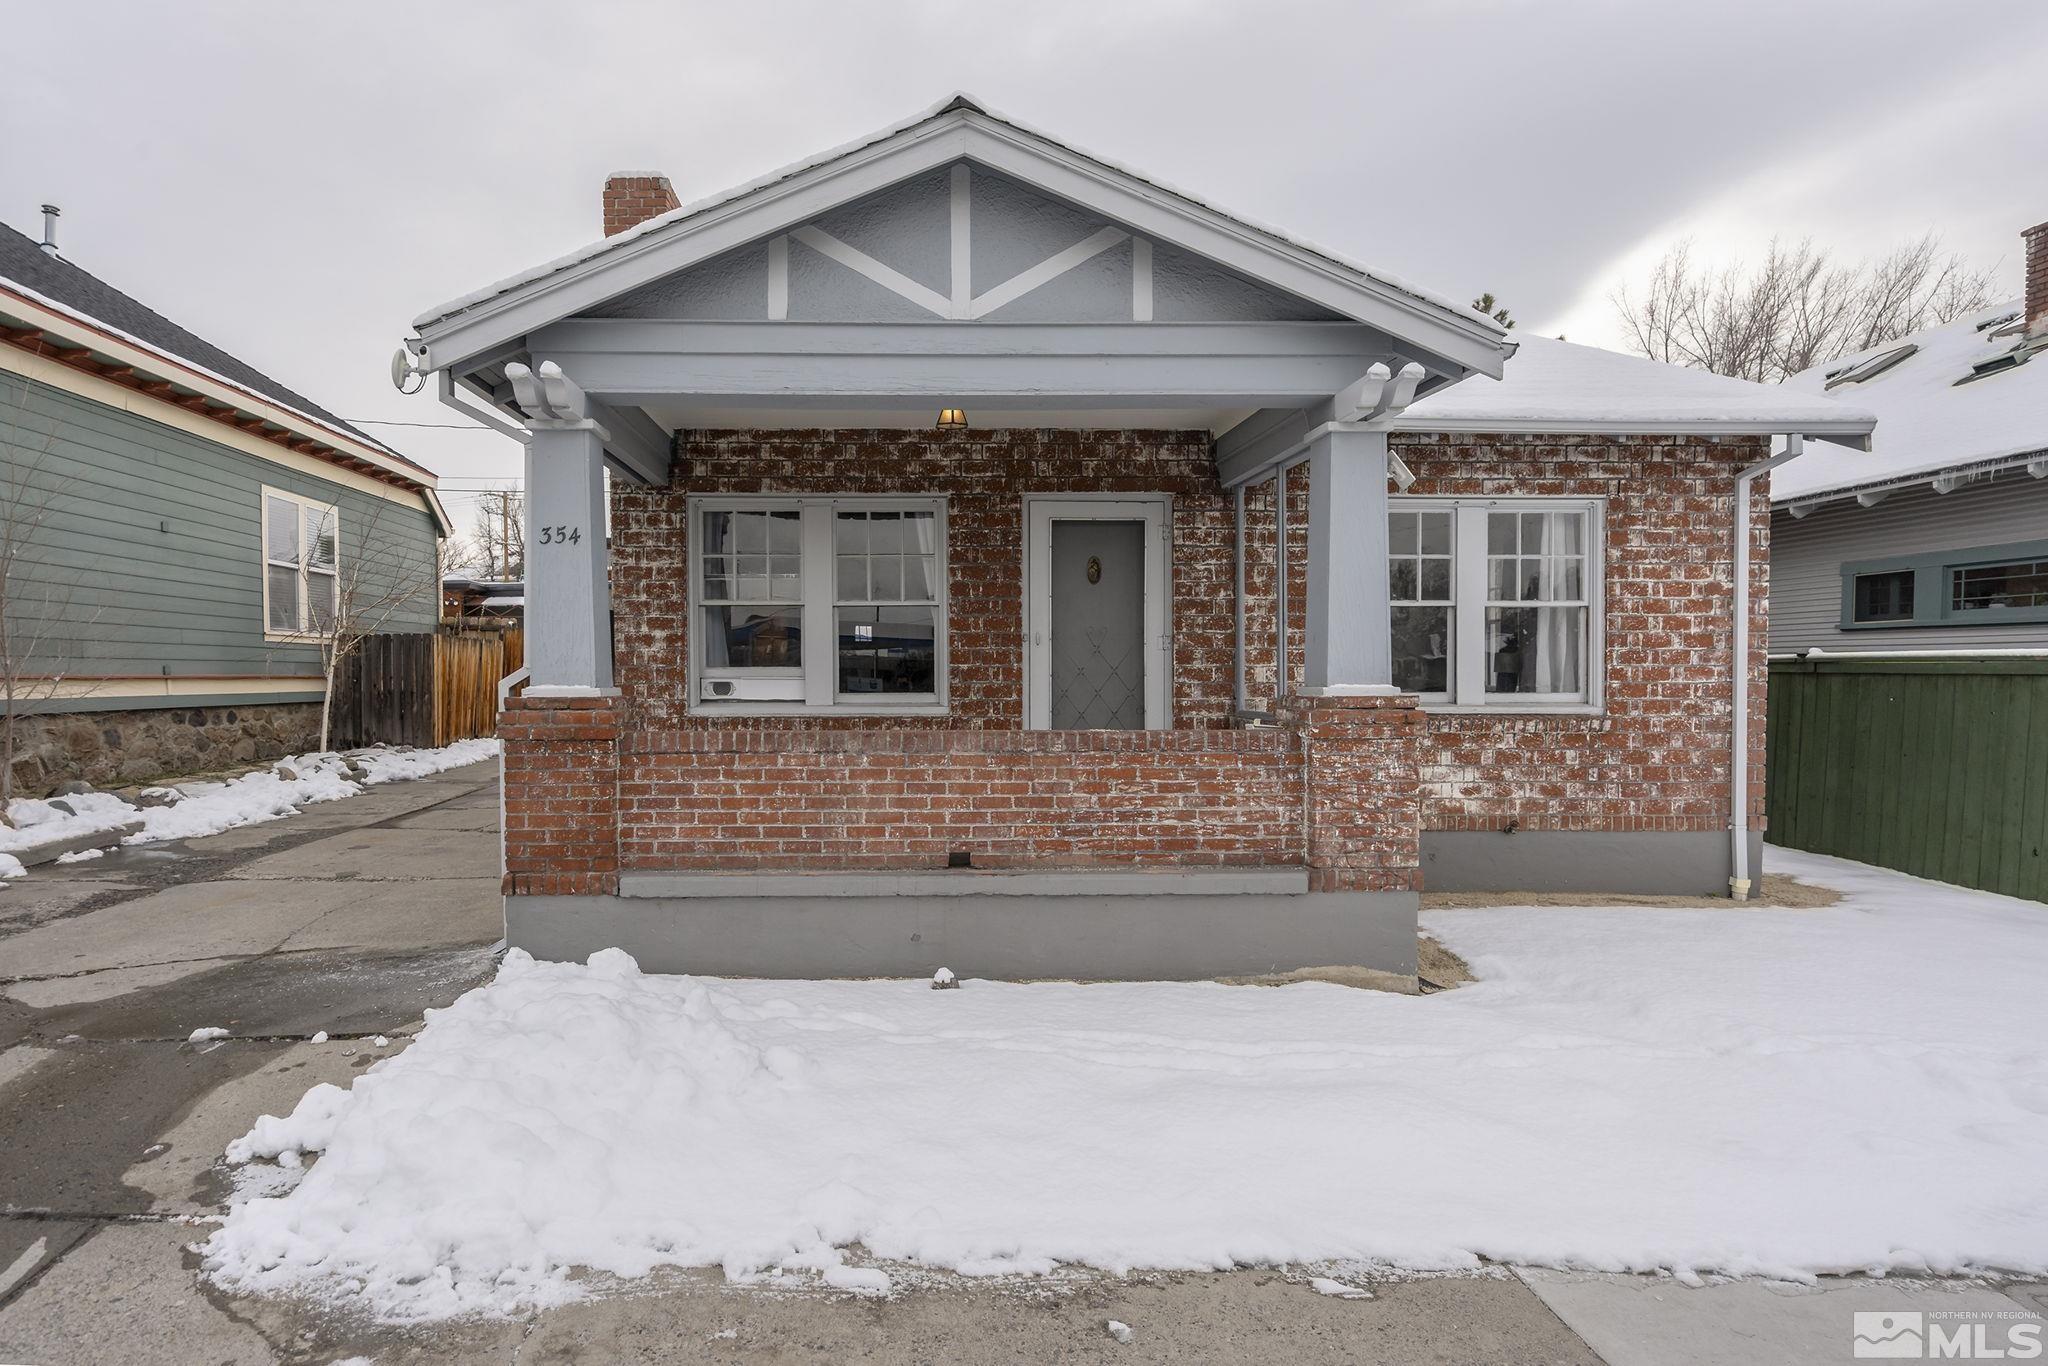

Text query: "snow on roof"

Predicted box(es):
[1397, 334, 1877, 431]
[412, 93, 1502, 340]
[1770, 302, 2044, 502]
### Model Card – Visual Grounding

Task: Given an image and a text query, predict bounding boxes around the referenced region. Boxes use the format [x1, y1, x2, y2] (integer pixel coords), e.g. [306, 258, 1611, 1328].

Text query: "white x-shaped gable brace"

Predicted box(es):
[767, 164, 1146, 322]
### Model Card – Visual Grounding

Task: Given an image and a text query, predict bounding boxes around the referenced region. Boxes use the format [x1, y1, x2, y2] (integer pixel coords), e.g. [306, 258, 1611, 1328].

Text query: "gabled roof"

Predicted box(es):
[1395, 334, 1878, 440]
[1772, 301, 2044, 503]
[0, 221, 409, 464]
[410, 94, 1513, 380]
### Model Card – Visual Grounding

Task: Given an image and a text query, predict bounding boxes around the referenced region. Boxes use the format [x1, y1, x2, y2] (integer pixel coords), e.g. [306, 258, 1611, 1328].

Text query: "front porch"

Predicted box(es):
[501, 691, 1424, 979]
[407, 99, 1524, 977]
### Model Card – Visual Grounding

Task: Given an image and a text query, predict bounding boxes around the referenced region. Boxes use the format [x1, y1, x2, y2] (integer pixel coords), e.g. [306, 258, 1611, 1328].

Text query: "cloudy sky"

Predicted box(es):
[7, 0, 2043, 531]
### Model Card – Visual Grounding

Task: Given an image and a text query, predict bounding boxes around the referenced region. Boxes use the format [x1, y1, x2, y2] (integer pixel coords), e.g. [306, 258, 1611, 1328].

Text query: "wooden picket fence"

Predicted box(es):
[330, 627, 524, 750]
[1766, 654, 2048, 903]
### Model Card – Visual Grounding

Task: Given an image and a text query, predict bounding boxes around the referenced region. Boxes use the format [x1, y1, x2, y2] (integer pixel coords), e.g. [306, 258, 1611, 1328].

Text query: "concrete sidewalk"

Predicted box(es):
[0, 763, 2039, 1364]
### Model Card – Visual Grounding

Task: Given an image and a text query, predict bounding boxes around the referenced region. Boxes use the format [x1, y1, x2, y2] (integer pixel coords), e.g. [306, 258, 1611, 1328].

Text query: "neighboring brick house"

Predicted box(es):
[405, 95, 1873, 982]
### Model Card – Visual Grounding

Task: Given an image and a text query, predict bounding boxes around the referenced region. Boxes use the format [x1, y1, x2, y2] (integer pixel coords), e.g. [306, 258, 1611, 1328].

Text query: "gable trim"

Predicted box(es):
[413, 105, 1510, 384]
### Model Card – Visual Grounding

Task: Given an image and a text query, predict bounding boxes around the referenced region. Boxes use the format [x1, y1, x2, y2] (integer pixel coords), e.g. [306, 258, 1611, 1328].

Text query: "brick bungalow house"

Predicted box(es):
[402, 96, 1875, 981]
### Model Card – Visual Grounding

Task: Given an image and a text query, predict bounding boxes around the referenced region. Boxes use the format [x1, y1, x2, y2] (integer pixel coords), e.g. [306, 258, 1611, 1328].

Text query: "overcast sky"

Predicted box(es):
[7, 0, 2044, 532]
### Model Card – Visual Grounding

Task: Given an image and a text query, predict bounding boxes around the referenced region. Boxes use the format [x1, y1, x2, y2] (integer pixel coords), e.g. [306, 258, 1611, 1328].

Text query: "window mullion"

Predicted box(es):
[1453, 505, 1487, 705]
[801, 503, 835, 706]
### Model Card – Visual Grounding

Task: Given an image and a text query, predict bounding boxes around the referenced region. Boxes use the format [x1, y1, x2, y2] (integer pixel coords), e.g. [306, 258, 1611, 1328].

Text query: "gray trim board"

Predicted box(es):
[1420, 830, 1764, 897]
[619, 867, 1311, 898]
[22, 689, 323, 716]
[506, 888, 1418, 981]
[527, 318, 1400, 407]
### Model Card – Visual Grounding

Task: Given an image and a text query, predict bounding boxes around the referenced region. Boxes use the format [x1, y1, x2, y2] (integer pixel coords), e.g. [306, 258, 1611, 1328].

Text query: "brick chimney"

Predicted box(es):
[603, 173, 680, 237]
[2026, 220, 2048, 338]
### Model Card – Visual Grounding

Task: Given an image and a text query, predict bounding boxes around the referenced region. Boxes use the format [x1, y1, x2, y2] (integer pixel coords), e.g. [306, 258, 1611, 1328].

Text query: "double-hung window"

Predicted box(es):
[262, 487, 339, 638]
[693, 496, 945, 710]
[1390, 499, 1601, 708]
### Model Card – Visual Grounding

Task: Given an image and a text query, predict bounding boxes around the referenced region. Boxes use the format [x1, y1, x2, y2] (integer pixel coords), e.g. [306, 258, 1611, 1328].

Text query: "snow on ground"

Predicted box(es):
[0, 738, 498, 861]
[204, 846, 2048, 1321]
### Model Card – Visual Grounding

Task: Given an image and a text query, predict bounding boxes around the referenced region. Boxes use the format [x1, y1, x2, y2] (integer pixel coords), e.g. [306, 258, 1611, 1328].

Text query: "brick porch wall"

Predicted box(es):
[501, 701, 1424, 892]
[617, 728, 1302, 870]
[1240, 433, 1770, 836]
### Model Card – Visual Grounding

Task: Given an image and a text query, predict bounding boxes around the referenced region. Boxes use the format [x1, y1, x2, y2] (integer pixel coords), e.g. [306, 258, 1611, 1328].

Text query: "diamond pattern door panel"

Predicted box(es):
[1049, 520, 1145, 729]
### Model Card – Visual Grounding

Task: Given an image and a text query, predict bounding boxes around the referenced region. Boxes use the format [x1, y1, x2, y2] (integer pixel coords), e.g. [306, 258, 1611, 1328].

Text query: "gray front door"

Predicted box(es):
[1049, 520, 1146, 729]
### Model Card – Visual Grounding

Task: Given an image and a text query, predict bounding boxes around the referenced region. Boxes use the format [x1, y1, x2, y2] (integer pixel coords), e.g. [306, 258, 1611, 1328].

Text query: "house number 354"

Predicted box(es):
[538, 525, 582, 545]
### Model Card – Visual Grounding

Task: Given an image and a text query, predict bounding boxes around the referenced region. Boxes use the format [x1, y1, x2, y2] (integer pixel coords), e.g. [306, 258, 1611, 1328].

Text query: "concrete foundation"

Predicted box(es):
[1419, 829, 1766, 897]
[506, 883, 1419, 981]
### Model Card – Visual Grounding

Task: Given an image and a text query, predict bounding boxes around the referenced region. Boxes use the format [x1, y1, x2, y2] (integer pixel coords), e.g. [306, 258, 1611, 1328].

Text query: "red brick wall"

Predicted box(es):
[1399, 433, 1767, 835]
[501, 694, 623, 895]
[1278, 694, 1424, 892]
[2025, 220, 2048, 336]
[1237, 433, 1768, 836]
[616, 728, 1303, 870]
[610, 428, 1237, 729]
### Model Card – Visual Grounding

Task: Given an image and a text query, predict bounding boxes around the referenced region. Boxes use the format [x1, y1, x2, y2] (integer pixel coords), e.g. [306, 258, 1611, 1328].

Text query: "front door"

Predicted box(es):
[1049, 520, 1146, 728]
[1025, 498, 1170, 729]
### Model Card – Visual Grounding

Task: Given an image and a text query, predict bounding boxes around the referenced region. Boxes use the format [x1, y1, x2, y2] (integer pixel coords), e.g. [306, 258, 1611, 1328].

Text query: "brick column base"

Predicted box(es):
[500, 694, 623, 896]
[1278, 693, 1424, 893]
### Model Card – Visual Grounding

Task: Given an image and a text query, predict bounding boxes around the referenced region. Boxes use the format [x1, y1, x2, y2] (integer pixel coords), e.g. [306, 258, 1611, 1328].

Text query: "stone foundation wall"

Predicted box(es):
[5, 702, 322, 797]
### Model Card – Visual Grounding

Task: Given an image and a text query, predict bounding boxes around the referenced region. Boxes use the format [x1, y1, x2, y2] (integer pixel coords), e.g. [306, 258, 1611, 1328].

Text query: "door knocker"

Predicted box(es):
[1086, 555, 1102, 584]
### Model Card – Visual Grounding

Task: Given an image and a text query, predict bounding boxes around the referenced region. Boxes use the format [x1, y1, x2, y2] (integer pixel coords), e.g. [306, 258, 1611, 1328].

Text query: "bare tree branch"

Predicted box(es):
[1613, 233, 2000, 383]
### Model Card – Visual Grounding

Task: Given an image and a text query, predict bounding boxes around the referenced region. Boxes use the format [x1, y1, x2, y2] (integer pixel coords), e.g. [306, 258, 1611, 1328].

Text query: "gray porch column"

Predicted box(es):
[523, 424, 614, 691]
[1300, 427, 1393, 694]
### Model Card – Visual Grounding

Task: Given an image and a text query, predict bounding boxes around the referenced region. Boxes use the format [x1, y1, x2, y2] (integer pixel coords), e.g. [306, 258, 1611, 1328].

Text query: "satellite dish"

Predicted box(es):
[390, 346, 428, 395]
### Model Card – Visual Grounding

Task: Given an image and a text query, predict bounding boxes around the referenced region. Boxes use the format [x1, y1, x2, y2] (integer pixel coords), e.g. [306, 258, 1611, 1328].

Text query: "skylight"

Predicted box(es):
[1823, 344, 1918, 389]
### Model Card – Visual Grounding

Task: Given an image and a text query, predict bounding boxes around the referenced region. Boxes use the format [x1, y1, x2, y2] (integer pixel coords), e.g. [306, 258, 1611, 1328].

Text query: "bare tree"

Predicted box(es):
[0, 373, 105, 810]
[1614, 232, 2000, 383]
[468, 489, 525, 579]
[311, 503, 440, 753]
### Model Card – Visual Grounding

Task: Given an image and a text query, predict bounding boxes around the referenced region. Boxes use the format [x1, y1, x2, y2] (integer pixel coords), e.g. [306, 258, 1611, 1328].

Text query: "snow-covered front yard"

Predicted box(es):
[204, 846, 2048, 1320]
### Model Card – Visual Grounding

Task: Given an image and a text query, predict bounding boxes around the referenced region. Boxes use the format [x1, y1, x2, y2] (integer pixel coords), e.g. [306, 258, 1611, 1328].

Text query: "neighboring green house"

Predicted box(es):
[1, 210, 447, 796]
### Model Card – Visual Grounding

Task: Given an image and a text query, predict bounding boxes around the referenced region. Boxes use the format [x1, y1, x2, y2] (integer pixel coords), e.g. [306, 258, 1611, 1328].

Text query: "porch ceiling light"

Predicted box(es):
[936, 407, 968, 429]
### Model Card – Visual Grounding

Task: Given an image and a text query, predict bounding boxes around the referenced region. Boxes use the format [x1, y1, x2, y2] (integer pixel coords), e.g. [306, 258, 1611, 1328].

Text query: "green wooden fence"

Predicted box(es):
[1766, 655, 2048, 903]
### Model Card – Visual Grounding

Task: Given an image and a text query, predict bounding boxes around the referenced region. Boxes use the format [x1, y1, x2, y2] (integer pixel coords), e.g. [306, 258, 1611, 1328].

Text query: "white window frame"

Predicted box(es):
[686, 493, 950, 716]
[260, 485, 340, 642]
[1391, 495, 1604, 714]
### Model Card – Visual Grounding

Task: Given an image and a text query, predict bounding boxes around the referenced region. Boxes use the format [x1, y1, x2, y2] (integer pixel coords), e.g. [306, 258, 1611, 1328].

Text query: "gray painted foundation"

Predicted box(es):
[506, 886, 1418, 981]
[1420, 830, 1766, 897]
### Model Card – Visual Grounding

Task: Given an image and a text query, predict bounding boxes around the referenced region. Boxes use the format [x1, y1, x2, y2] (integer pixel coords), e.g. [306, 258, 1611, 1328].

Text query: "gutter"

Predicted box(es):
[1730, 434, 1806, 900]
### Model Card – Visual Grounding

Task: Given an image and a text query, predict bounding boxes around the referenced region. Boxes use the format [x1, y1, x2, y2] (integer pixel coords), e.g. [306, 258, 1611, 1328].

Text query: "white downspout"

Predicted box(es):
[1730, 434, 1803, 900]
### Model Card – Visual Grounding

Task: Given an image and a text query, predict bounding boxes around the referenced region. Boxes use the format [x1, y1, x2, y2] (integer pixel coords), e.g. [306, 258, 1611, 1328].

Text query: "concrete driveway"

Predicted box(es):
[0, 763, 2040, 1364]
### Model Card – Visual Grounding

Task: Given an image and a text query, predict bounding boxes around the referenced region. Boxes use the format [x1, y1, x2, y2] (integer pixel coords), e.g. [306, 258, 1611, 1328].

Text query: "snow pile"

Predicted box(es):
[0, 852, 24, 880]
[0, 791, 140, 855]
[205, 848, 2048, 1321]
[0, 739, 499, 856]
[352, 738, 499, 786]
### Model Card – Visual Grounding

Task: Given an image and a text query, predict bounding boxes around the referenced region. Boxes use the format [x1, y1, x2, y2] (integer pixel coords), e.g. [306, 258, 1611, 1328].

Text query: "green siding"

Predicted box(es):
[1, 376, 439, 686]
[1766, 656, 2048, 903]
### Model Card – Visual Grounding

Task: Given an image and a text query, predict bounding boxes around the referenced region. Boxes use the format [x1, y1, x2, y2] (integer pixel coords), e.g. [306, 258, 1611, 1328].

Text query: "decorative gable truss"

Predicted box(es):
[590, 163, 1342, 327]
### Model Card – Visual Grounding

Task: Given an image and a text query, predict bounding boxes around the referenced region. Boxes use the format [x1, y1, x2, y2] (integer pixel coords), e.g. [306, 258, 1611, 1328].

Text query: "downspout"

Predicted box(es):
[1730, 434, 1803, 899]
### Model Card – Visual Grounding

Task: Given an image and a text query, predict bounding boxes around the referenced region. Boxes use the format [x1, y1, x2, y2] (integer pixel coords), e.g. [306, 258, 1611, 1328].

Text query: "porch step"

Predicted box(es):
[617, 867, 1311, 899]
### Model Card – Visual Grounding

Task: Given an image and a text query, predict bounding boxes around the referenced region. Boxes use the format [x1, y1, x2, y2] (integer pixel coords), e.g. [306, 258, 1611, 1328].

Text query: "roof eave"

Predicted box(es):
[1389, 414, 1877, 443]
[0, 282, 442, 496]
[413, 101, 1512, 382]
